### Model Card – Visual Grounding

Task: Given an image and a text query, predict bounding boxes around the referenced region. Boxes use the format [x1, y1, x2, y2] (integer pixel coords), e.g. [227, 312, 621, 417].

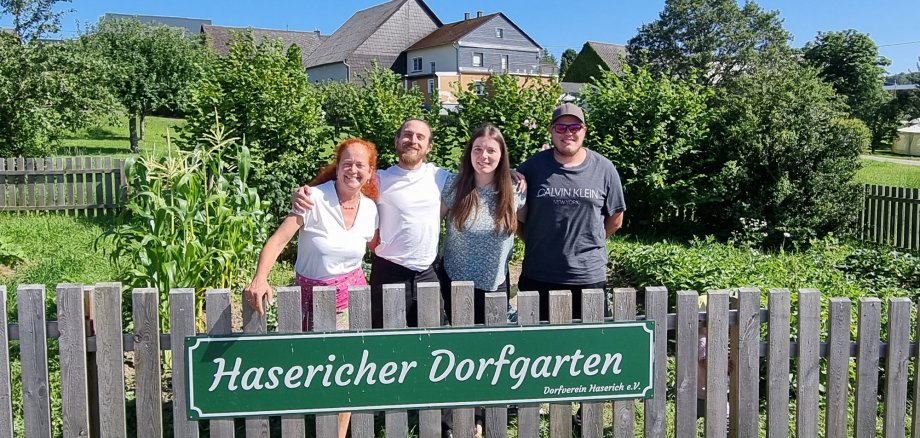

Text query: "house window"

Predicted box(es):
[501, 55, 509, 71]
[427, 79, 435, 94]
[412, 57, 422, 72]
[430, 61, 436, 73]
[473, 80, 485, 95]
[472, 52, 483, 67]
[496, 28, 504, 38]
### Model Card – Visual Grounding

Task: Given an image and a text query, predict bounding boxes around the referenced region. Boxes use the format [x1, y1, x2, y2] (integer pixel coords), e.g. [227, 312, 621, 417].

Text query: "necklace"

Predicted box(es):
[340, 196, 360, 210]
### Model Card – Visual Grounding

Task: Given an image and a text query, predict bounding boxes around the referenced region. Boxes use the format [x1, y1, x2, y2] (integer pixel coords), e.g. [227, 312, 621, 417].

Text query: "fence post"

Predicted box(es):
[451, 281, 476, 438]
[132, 288, 162, 438]
[169, 289, 199, 438]
[705, 290, 730, 437]
[548, 290, 572, 438]
[383, 284, 408, 437]
[484, 291, 509, 438]
[17, 284, 51, 437]
[613, 288, 637, 437]
[854, 298, 881, 438]
[349, 286, 374, 438]
[312, 286, 338, 438]
[0, 286, 12, 437]
[826, 298, 852, 438]
[766, 289, 790, 438]
[242, 287, 270, 437]
[57, 283, 90, 437]
[418, 282, 443, 438]
[205, 289, 234, 437]
[884, 298, 911, 437]
[644, 287, 668, 438]
[675, 290, 698, 438]
[730, 288, 760, 438]
[276, 286, 305, 437]
[516, 291, 540, 438]
[93, 282, 126, 437]
[796, 289, 820, 438]
[580, 289, 605, 438]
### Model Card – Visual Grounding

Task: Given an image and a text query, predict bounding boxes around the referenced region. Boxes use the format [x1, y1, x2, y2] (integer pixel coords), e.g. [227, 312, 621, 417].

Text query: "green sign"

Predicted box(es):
[185, 322, 655, 419]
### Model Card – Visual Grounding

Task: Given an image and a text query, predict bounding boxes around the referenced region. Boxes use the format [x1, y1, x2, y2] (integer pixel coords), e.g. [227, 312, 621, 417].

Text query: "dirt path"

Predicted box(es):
[862, 154, 920, 166]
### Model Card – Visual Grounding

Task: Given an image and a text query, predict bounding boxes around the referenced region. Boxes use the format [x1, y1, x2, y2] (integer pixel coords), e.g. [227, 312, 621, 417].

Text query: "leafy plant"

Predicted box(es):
[580, 65, 713, 231]
[319, 63, 427, 167]
[182, 30, 328, 218]
[451, 73, 561, 168]
[101, 119, 271, 328]
[0, 235, 25, 267]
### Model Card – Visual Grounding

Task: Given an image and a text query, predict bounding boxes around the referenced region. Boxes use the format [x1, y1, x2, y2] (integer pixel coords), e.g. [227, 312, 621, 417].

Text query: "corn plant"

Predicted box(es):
[101, 119, 271, 329]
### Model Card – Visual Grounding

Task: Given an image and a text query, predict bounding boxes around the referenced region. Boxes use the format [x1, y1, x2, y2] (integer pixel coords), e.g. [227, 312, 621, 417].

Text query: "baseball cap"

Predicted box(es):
[551, 103, 585, 124]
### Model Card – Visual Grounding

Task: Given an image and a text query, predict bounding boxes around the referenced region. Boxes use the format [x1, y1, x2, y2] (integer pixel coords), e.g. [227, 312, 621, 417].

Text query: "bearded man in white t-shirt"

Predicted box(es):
[293, 119, 450, 329]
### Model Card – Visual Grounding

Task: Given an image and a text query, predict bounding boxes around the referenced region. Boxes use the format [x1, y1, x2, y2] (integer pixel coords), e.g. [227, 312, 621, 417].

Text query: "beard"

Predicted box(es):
[398, 148, 427, 167]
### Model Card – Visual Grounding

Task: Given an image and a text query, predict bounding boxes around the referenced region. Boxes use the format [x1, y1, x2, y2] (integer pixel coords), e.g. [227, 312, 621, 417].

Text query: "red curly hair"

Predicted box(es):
[309, 138, 379, 201]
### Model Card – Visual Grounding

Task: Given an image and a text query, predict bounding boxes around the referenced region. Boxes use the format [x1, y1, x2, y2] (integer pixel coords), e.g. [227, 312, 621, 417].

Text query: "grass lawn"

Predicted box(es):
[0, 213, 119, 293]
[60, 116, 184, 158]
[856, 159, 920, 188]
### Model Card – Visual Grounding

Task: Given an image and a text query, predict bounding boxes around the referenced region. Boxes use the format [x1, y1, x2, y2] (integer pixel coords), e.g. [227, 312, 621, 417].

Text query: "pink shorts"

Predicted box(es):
[296, 267, 367, 331]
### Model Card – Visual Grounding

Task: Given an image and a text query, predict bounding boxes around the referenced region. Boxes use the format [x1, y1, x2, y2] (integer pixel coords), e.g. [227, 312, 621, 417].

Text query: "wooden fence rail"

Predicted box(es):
[860, 184, 920, 251]
[1, 283, 919, 437]
[0, 157, 126, 214]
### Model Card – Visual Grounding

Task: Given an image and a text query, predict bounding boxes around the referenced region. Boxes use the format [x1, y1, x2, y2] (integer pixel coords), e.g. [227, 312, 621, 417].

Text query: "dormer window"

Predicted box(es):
[496, 28, 504, 38]
[412, 57, 422, 72]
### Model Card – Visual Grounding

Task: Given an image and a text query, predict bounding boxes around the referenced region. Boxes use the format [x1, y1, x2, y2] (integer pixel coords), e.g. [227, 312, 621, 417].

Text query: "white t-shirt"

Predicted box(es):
[295, 181, 378, 279]
[374, 162, 450, 271]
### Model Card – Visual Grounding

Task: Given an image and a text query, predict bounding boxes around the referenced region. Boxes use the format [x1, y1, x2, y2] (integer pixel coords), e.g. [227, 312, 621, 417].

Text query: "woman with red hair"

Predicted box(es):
[244, 138, 378, 437]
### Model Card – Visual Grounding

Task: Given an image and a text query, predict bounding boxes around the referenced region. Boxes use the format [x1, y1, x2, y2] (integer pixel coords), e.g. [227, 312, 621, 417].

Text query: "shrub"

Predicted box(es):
[102, 121, 271, 327]
[580, 66, 714, 232]
[451, 73, 562, 167]
[699, 59, 863, 243]
[319, 64, 427, 167]
[182, 31, 329, 218]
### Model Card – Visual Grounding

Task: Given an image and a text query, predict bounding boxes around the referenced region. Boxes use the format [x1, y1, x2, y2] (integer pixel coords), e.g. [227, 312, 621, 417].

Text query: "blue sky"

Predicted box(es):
[4, 0, 918, 74]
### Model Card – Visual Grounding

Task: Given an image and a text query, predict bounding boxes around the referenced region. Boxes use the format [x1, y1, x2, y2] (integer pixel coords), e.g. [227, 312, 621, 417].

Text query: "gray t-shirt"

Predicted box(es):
[517, 148, 626, 284]
[441, 174, 526, 291]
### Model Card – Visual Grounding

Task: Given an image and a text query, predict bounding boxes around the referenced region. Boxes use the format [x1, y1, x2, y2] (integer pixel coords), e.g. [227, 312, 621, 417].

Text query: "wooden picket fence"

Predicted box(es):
[860, 184, 920, 251]
[0, 157, 126, 214]
[0, 282, 917, 437]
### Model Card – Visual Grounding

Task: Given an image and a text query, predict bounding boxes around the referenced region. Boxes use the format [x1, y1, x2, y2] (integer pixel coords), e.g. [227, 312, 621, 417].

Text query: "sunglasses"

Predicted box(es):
[552, 123, 584, 134]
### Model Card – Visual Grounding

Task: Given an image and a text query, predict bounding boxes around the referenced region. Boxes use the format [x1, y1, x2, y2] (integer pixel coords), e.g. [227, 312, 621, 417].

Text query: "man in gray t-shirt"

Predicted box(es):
[517, 103, 626, 322]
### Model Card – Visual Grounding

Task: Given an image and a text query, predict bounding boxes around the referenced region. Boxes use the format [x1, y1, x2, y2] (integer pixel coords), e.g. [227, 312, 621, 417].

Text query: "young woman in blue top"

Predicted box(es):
[440, 123, 525, 325]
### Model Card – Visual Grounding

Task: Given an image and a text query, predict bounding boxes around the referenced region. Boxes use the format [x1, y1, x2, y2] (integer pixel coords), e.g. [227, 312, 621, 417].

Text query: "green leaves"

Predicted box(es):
[182, 30, 327, 218]
[581, 65, 713, 232]
[102, 118, 271, 328]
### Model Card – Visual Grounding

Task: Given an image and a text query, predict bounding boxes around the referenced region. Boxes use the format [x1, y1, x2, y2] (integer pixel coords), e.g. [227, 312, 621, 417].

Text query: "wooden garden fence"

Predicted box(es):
[0, 157, 126, 214]
[0, 282, 918, 437]
[860, 184, 920, 251]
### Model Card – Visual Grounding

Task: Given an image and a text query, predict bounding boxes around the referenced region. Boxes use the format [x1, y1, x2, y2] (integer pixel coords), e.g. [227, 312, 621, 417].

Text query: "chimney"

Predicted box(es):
[476, 11, 483, 18]
[464, 12, 470, 20]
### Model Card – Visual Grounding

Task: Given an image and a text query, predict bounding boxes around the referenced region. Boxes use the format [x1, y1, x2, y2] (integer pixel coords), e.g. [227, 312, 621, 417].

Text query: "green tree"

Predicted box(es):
[1, 0, 71, 43]
[539, 48, 557, 66]
[319, 64, 426, 167]
[803, 30, 896, 149]
[183, 30, 328, 218]
[451, 74, 562, 167]
[580, 65, 713, 231]
[627, 0, 791, 86]
[559, 48, 578, 80]
[0, 34, 117, 156]
[702, 59, 864, 241]
[83, 17, 207, 152]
